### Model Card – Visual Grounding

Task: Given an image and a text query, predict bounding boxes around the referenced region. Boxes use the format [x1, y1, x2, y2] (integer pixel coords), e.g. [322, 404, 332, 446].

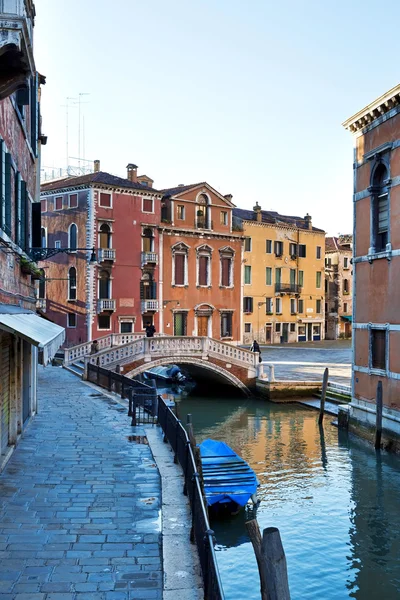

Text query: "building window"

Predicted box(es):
[177, 205, 185, 220]
[55, 240, 61, 249]
[244, 265, 252, 284]
[99, 270, 111, 299]
[316, 299, 321, 313]
[0, 143, 12, 237]
[196, 193, 210, 229]
[298, 244, 306, 258]
[243, 297, 253, 313]
[98, 315, 111, 330]
[266, 239, 272, 253]
[244, 237, 252, 252]
[99, 192, 112, 208]
[142, 228, 154, 252]
[69, 223, 78, 251]
[220, 312, 233, 338]
[371, 328, 386, 371]
[266, 267, 272, 286]
[275, 268, 281, 286]
[172, 243, 189, 286]
[40, 199, 47, 212]
[68, 267, 77, 301]
[174, 312, 187, 336]
[298, 270, 304, 287]
[289, 243, 297, 257]
[298, 299, 304, 313]
[290, 323, 296, 333]
[68, 193, 78, 208]
[371, 162, 389, 253]
[343, 279, 349, 294]
[142, 198, 153, 213]
[120, 321, 133, 333]
[274, 241, 283, 257]
[276, 297, 282, 314]
[316, 246, 321, 259]
[67, 313, 76, 328]
[220, 248, 234, 287]
[265, 298, 273, 314]
[99, 223, 112, 249]
[140, 272, 156, 301]
[55, 196, 63, 210]
[290, 269, 296, 286]
[290, 298, 296, 314]
[316, 271, 322, 288]
[40, 227, 47, 248]
[244, 323, 252, 333]
[197, 245, 212, 286]
[344, 303, 348, 313]
[275, 322, 281, 333]
[220, 211, 228, 225]
[344, 257, 349, 269]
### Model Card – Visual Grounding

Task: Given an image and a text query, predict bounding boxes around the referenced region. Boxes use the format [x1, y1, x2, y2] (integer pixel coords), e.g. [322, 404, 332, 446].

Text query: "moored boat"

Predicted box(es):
[199, 439, 259, 515]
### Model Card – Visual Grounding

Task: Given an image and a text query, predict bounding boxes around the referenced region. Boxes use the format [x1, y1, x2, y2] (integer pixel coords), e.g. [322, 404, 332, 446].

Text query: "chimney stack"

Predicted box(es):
[126, 163, 138, 183]
[94, 159, 100, 173]
[304, 213, 312, 230]
[224, 194, 233, 202]
[253, 201, 262, 223]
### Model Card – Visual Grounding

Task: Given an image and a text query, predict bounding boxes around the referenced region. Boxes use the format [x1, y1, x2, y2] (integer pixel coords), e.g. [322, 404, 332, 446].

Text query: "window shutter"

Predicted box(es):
[0, 140, 4, 229]
[378, 194, 389, 233]
[175, 254, 185, 285]
[199, 256, 208, 286]
[4, 153, 11, 236]
[15, 172, 21, 245]
[20, 180, 27, 251]
[143, 198, 153, 213]
[31, 201, 41, 248]
[221, 257, 230, 286]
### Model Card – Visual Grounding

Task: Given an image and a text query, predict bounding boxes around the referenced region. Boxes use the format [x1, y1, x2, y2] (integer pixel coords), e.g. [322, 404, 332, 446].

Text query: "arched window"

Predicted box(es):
[196, 193, 210, 230]
[99, 270, 110, 299]
[69, 223, 78, 251]
[196, 245, 212, 287]
[371, 162, 389, 253]
[68, 267, 77, 300]
[99, 223, 111, 249]
[142, 228, 154, 253]
[40, 227, 47, 248]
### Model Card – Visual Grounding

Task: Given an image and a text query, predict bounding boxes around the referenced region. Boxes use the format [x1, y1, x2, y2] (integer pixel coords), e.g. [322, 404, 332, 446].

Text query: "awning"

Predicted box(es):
[341, 315, 352, 322]
[0, 312, 65, 365]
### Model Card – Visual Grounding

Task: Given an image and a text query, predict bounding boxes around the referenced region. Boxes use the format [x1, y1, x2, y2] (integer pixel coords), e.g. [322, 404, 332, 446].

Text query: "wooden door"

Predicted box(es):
[265, 326, 272, 343]
[198, 316, 208, 337]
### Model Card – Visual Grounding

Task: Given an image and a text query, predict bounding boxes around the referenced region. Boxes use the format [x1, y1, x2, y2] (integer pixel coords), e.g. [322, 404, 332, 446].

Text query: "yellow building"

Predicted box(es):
[233, 204, 326, 344]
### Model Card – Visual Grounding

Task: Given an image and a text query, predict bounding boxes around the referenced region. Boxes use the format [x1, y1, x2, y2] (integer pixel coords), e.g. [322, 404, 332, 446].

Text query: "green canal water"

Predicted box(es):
[177, 395, 400, 600]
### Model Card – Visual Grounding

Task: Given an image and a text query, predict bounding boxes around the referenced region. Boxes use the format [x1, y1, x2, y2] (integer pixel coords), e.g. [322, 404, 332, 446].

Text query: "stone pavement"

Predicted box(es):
[0, 366, 162, 600]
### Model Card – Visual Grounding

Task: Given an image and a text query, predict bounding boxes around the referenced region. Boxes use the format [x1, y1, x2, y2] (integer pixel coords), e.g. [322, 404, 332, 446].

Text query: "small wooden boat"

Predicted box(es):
[199, 439, 259, 515]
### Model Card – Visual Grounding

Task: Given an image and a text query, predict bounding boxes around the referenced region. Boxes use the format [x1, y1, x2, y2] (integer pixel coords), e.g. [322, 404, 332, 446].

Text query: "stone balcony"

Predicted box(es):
[141, 300, 159, 313]
[141, 252, 158, 267]
[0, 0, 35, 100]
[98, 248, 116, 263]
[97, 299, 116, 313]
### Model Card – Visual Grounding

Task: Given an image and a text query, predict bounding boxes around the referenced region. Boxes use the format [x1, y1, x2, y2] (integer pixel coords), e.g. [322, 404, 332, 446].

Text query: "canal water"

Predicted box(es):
[177, 395, 400, 600]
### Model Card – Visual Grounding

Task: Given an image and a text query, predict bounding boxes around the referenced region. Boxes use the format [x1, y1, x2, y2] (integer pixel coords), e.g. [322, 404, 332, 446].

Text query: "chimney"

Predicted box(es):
[126, 163, 138, 183]
[94, 159, 100, 173]
[253, 201, 262, 223]
[304, 213, 312, 230]
[224, 194, 233, 202]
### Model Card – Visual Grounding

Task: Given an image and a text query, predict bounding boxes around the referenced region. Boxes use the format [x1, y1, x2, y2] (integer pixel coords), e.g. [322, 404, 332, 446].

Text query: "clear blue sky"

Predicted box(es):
[34, 0, 399, 236]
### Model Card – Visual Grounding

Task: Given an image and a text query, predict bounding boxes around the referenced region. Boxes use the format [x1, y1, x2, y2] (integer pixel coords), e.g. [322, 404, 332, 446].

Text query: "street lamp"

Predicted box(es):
[28, 247, 97, 262]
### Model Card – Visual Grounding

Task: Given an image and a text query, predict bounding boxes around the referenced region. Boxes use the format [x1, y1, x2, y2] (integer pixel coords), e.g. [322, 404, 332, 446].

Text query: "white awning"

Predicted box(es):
[0, 313, 65, 365]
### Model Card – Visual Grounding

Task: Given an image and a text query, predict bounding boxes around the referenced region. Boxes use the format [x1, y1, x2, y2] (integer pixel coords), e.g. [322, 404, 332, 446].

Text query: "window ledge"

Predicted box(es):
[370, 368, 387, 376]
[367, 249, 392, 262]
[221, 337, 233, 341]
[67, 299, 77, 303]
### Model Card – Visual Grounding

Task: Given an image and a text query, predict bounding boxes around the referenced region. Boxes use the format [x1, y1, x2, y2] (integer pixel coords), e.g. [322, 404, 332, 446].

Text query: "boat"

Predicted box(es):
[199, 439, 259, 515]
[144, 364, 187, 384]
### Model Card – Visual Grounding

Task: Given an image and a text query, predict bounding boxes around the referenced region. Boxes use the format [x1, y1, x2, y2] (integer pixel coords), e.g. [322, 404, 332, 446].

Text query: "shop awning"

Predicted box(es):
[341, 315, 352, 322]
[0, 310, 65, 365]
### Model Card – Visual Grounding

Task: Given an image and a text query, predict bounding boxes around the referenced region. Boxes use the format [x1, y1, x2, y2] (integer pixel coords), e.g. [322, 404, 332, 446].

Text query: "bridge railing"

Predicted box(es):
[64, 333, 165, 365]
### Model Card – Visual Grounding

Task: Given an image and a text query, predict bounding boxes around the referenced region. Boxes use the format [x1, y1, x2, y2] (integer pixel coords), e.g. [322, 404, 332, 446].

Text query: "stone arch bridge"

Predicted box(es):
[79, 336, 258, 395]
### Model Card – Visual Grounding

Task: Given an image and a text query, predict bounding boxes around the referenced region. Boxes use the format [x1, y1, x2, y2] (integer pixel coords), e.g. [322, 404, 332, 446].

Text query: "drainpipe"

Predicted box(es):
[240, 236, 244, 344]
[159, 229, 164, 334]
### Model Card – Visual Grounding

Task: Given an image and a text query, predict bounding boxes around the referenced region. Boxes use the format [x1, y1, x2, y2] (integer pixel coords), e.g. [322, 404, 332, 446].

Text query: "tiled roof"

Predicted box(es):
[41, 172, 160, 193]
[233, 208, 325, 233]
[160, 182, 206, 196]
[326, 236, 352, 252]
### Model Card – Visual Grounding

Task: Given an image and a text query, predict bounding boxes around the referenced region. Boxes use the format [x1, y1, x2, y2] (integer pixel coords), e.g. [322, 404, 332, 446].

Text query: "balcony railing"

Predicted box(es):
[36, 298, 46, 311]
[141, 300, 159, 312]
[275, 283, 302, 294]
[0, 0, 35, 100]
[98, 248, 116, 262]
[141, 252, 158, 267]
[97, 299, 116, 313]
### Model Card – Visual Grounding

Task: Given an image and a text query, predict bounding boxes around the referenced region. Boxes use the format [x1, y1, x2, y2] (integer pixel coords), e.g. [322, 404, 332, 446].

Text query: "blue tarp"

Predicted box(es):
[199, 439, 258, 507]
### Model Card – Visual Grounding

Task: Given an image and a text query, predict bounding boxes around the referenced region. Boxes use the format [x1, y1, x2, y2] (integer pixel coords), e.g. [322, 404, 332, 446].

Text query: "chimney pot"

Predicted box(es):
[304, 213, 312, 230]
[224, 194, 233, 202]
[253, 201, 262, 222]
[126, 163, 138, 183]
[94, 159, 100, 173]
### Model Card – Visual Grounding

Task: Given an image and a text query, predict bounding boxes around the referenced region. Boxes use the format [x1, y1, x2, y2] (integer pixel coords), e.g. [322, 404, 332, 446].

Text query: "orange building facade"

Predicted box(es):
[159, 183, 243, 343]
[343, 84, 400, 446]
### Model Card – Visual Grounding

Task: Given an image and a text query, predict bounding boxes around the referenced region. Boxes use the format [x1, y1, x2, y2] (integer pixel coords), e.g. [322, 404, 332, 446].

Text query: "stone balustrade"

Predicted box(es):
[64, 333, 142, 365]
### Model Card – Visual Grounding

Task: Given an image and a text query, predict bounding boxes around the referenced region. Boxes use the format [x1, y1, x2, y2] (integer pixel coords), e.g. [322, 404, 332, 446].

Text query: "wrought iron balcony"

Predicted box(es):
[0, 0, 35, 100]
[98, 248, 116, 263]
[97, 299, 116, 313]
[141, 300, 159, 313]
[141, 252, 158, 267]
[275, 283, 302, 295]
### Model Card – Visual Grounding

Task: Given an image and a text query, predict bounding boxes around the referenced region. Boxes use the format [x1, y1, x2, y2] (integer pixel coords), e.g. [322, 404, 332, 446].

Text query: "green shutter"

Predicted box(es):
[266, 267, 272, 285]
[4, 153, 11, 237]
[20, 180, 27, 251]
[15, 172, 21, 246]
[0, 140, 4, 230]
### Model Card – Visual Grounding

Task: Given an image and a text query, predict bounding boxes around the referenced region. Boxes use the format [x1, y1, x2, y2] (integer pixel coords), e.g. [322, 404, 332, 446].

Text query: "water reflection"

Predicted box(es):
[178, 395, 400, 600]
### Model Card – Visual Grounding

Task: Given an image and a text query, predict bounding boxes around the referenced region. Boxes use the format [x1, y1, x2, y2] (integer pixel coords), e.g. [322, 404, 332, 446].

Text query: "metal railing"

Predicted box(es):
[275, 283, 302, 294]
[158, 400, 225, 599]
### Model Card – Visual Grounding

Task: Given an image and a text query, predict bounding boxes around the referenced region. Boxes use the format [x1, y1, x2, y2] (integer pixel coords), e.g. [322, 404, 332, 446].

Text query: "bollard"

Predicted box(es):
[269, 365, 275, 383]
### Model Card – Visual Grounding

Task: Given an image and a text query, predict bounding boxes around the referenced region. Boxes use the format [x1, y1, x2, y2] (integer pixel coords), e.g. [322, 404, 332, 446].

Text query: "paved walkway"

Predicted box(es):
[0, 366, 162, 600]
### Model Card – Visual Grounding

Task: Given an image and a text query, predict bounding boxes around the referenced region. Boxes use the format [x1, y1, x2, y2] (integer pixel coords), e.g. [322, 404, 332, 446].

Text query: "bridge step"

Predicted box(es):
[64, 361, 85, 379]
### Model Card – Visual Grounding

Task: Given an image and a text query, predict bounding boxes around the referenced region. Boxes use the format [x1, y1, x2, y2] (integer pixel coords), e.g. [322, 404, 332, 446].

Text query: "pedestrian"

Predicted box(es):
[90, 339, 99, 354]
[250, 340, 262, 363]
[145, 322, 156, 338]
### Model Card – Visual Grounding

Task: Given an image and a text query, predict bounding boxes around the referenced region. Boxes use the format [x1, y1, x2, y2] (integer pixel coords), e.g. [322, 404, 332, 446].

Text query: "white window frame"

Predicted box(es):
[219, 248, 234, 288]
[244, 237, 252, 252]
[276, 297, 282, 314]
[67, 312, 76, 328]
[368, 324, 389, 375]
[68, 192, 78, 209]
[142, 196, 154, 214]
[40, 226, 47, 249]
[68, 223, 78, 252]
[172, 252, 188, 287]
[196, 247, 212, 287]
[266, 239, 272, 254]
[244, 265, 252, 285]
[99, 191, 113, 209]
[68, 267, 77, 302]
[244, 322, 252, 333]
[220, 211, 228, 226]
[55, 240, 61, 249]
[54, 195, 63, 211]
[119, 319, 135, 334]
[290, 298, 296, 314]
[177, 205, 185, 220]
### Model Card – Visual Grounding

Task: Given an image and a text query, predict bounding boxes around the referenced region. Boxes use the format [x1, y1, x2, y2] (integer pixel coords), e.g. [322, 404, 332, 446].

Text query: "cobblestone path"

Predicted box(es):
[0, 366, 162, 600]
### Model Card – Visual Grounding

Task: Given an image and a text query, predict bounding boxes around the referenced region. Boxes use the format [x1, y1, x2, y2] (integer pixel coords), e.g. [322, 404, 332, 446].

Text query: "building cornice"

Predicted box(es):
[343, 84, 400, 133]
[40, 182, 162, 198]
[158, 225, 243, 241]
[240, 219, 325, 235]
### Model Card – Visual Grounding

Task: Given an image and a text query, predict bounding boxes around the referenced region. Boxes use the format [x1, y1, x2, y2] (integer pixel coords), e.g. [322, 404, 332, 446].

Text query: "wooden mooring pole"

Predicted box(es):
[318, 367, 329, 425]
[375, 380, 383, 450]
[245, 519, 290, 600]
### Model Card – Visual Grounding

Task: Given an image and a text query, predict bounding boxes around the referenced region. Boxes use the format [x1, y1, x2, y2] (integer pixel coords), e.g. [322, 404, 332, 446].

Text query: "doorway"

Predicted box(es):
[198, 316, 209, 337]
[174, 312, 187, 336]
[282, 323, 289, 343]
[307, 323, 312, 341]
[265, 325, 272, 343]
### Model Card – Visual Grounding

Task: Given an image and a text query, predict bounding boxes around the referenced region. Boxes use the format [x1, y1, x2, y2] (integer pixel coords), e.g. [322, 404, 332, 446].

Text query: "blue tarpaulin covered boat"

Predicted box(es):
[199, 439, 259, 514]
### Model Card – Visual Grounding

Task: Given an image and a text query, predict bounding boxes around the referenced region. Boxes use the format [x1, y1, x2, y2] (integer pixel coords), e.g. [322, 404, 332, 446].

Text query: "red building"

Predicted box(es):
[40, 163, 162, 345]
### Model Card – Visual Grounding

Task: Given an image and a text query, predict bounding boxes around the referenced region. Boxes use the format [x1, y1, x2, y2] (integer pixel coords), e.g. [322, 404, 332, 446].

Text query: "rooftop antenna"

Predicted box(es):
[61, 97, 77, 174]
[77, 92, 90, 172]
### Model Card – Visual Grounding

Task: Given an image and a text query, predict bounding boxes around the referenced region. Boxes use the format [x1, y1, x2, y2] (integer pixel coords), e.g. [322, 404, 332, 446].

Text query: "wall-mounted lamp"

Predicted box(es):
[29, 247, 97, 263]
[163, 299, 180, 308]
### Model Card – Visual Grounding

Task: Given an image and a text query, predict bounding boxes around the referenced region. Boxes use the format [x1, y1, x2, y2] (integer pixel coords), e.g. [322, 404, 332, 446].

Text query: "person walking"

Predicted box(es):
[145, 322, 156, 338]
[250, 339, 262, 362]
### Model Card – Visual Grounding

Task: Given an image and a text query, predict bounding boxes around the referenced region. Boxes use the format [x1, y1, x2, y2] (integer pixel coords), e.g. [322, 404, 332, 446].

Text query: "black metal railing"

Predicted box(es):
[86, 363, 158, 424]
[275, 283, 302, 294]
[158, 399, 225, 600]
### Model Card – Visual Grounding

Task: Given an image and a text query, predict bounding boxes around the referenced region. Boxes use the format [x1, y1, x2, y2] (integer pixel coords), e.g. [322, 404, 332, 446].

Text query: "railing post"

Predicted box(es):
[204, 530, 215, 600]
[130, 390, 136, 426]
[174, 420, 180, 465]
[183, 440, 191, 496]
[190, 472, 200, 544]
[269, 365, 275, 382]
[96, 364, 100, 386]
[108, 370, 112, 392]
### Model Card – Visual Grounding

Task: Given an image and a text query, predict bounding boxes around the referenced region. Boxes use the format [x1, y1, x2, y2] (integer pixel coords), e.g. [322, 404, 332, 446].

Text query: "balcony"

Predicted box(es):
[196, 219, 213, 230]
[0, 0, 35, 100]
[141, 300, 159, 313]
[275, 283, 302, 295]
[36, 298, 46, 312]
[97, 299, 116, 313]
[141, 252, 158, 267]
[98, 248, 116, 263]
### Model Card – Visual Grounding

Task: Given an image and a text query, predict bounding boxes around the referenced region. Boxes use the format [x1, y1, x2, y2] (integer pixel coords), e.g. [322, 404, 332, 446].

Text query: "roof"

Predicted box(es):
[233, 207, 325, 233]
[160, 182, 207, 196]
[325, 236, 352, 252]
[343, 83, 400, 133]
[41, 171, 160, 194]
